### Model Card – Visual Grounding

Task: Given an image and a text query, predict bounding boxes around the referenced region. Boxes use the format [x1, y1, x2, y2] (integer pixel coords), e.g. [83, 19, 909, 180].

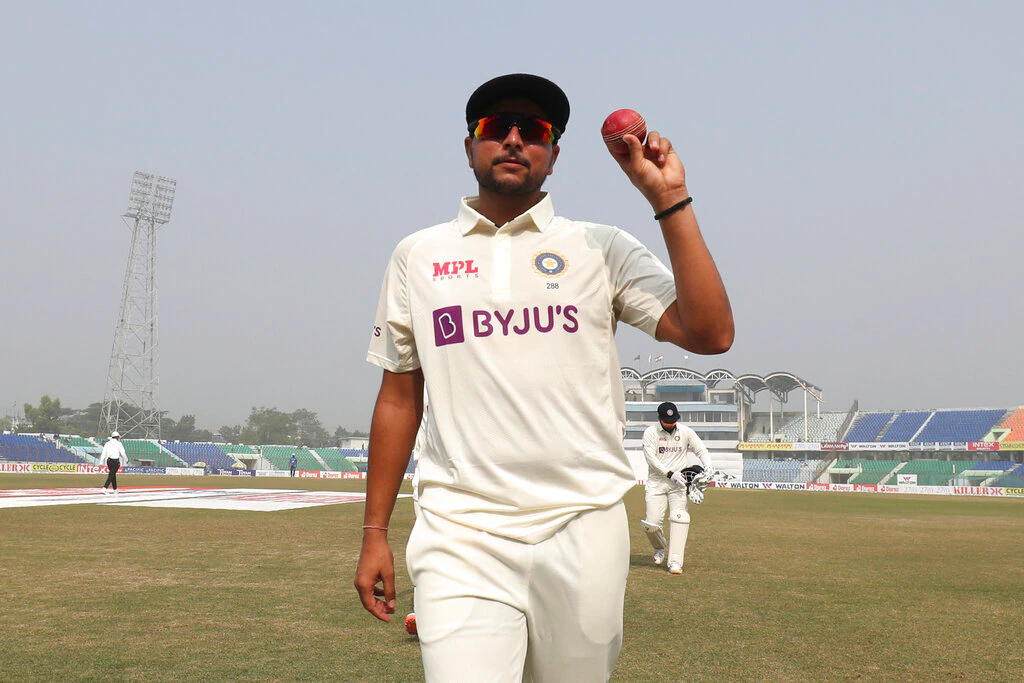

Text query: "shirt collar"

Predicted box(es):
[456, 193, 555, 235]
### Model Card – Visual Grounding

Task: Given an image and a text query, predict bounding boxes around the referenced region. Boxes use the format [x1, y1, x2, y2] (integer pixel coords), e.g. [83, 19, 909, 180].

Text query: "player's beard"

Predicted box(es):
[474, 157, 548, 196]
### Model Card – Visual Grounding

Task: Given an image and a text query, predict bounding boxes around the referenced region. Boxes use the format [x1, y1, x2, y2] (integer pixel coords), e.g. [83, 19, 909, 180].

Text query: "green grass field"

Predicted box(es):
[1, 474, 1022, 682]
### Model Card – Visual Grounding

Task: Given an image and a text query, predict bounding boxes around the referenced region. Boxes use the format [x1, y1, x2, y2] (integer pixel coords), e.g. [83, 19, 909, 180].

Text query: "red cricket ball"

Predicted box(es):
[601, 109, 647, 154]
[404, 612, 418, 636]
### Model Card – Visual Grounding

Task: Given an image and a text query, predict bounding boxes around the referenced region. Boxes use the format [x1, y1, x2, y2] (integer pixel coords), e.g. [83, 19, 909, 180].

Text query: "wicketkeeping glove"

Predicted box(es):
[688, 485, 705, 504]
[669, 471, 688, 487]
[695, 469, 715, 491]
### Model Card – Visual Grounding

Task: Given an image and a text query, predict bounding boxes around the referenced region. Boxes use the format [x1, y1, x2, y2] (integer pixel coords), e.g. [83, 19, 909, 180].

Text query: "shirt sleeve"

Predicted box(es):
[604, 227, 677, 338]
[366, 239, 420, 373]
[642, 426, 669, 477]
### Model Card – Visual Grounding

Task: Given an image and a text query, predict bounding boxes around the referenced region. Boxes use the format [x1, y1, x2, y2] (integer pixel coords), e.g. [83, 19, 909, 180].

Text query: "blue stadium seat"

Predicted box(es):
[844, 413, 892, 442]
[912, 410, 1006, 443]
[879, 411, 930, 442]
[163, 442, 238, 470]
[0, 434, 81, 463]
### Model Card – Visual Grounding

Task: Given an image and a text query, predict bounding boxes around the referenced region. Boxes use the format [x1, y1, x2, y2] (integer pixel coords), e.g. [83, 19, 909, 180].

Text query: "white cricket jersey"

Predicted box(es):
[367, 193, 676, 543]
[101, 439, 126, 464]
[641, 423, 711, 480]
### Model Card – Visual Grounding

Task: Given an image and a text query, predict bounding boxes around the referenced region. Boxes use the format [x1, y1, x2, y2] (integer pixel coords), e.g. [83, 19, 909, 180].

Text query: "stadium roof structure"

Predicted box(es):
[621, 367, 823, 404]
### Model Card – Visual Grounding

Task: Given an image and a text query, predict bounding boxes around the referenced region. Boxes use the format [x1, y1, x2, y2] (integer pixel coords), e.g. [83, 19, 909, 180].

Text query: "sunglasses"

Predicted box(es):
[469, 112, 561, 145]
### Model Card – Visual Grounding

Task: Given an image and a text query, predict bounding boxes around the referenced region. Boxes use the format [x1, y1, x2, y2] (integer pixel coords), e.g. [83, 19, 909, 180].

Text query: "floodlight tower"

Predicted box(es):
[99, 171, 176, 439]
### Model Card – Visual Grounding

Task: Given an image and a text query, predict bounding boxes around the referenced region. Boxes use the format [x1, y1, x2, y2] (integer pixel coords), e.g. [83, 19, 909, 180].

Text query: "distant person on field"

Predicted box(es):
[100, 431, 126, 494]
[641, 401, 715, 574]
[290, 453, 298, 477]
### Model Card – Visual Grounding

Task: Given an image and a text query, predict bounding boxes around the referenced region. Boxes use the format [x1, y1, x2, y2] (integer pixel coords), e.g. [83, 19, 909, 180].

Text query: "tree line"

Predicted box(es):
[9, 396, 367, 447]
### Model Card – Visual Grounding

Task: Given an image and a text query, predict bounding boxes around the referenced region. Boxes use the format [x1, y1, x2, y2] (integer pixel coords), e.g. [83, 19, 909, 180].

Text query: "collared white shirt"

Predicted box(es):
[368, 193, 676, 543]
[642, 423, 711, 479]
[101, 438, 126, 464]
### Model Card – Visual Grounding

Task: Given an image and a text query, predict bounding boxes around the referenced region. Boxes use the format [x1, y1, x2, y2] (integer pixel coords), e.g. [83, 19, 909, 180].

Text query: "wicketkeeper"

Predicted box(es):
[641, 401, 715, 574]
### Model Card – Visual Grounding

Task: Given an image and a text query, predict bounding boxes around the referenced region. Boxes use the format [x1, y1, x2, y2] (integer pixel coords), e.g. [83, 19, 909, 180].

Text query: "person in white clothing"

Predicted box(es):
[99, 431, 127, 494]
[641, 401, 715, 574]
[354, 73, 734, 681]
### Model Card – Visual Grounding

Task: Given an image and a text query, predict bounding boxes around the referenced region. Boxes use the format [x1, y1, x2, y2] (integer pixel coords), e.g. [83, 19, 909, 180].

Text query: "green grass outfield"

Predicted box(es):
[1, 474, 1022, 682]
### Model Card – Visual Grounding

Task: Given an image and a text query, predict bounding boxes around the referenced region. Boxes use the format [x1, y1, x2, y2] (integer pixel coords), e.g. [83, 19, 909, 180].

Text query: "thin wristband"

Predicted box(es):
[362, 524, 389, 531]
[654, 196, 693, 221]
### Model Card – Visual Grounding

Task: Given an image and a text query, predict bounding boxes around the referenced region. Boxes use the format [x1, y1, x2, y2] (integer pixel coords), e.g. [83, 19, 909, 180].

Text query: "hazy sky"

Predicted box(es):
[3, 2, 1021, 433]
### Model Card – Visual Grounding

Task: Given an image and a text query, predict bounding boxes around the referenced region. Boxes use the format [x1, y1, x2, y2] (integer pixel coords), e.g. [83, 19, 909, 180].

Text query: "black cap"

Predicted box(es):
[657, 402, 679, 424]
[466, 73, 570, 135]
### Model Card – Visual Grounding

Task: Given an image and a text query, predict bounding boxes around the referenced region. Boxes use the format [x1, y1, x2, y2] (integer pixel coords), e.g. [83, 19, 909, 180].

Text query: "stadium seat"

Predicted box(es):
[121, 440, 187, 467]
[844, 413, 893, 442]
[313, 448, 359, 472]
[773, 413, 847, 442]
[0, 434, 83, 463]
[164, 442, 237, 470]
[742, 459, 824, 483]
[898, 460, 975, 486]
[831, 460, 902, 485]
[260, 446, 324, 471]
[879, 412, 930, 442]
[912, 410, 1006, 443]
[997, 408, 1024, 441]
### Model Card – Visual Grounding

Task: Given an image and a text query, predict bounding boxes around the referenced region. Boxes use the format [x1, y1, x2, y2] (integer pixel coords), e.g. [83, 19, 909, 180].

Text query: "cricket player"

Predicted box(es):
[354, 73, 734, 681]
[641, 401, 715, 574]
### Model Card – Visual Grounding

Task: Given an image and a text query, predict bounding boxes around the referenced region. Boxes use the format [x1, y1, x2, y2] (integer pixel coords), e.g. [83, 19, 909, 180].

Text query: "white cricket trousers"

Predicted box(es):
[644, 477, 690, 526]
[406, 501, 629, 683]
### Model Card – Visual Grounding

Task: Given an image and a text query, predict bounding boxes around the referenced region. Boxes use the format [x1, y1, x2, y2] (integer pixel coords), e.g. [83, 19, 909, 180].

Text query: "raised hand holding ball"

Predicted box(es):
[601, 109, 647, 156]
[601, 110, 687, 210]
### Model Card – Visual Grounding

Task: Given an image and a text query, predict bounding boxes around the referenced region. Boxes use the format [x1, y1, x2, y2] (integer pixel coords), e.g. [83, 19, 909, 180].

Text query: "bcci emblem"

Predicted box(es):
[532, 251, 568, 277]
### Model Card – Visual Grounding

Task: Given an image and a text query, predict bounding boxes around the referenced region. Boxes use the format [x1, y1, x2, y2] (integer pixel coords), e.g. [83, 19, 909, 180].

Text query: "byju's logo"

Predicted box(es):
[433, 306, 465, 346]
[431, 304, 579, 347]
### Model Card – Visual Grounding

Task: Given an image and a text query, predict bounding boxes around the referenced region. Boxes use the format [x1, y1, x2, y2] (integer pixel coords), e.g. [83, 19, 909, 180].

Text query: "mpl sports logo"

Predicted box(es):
[433, 304, 579, 347]
[432, 259, 480, 281]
